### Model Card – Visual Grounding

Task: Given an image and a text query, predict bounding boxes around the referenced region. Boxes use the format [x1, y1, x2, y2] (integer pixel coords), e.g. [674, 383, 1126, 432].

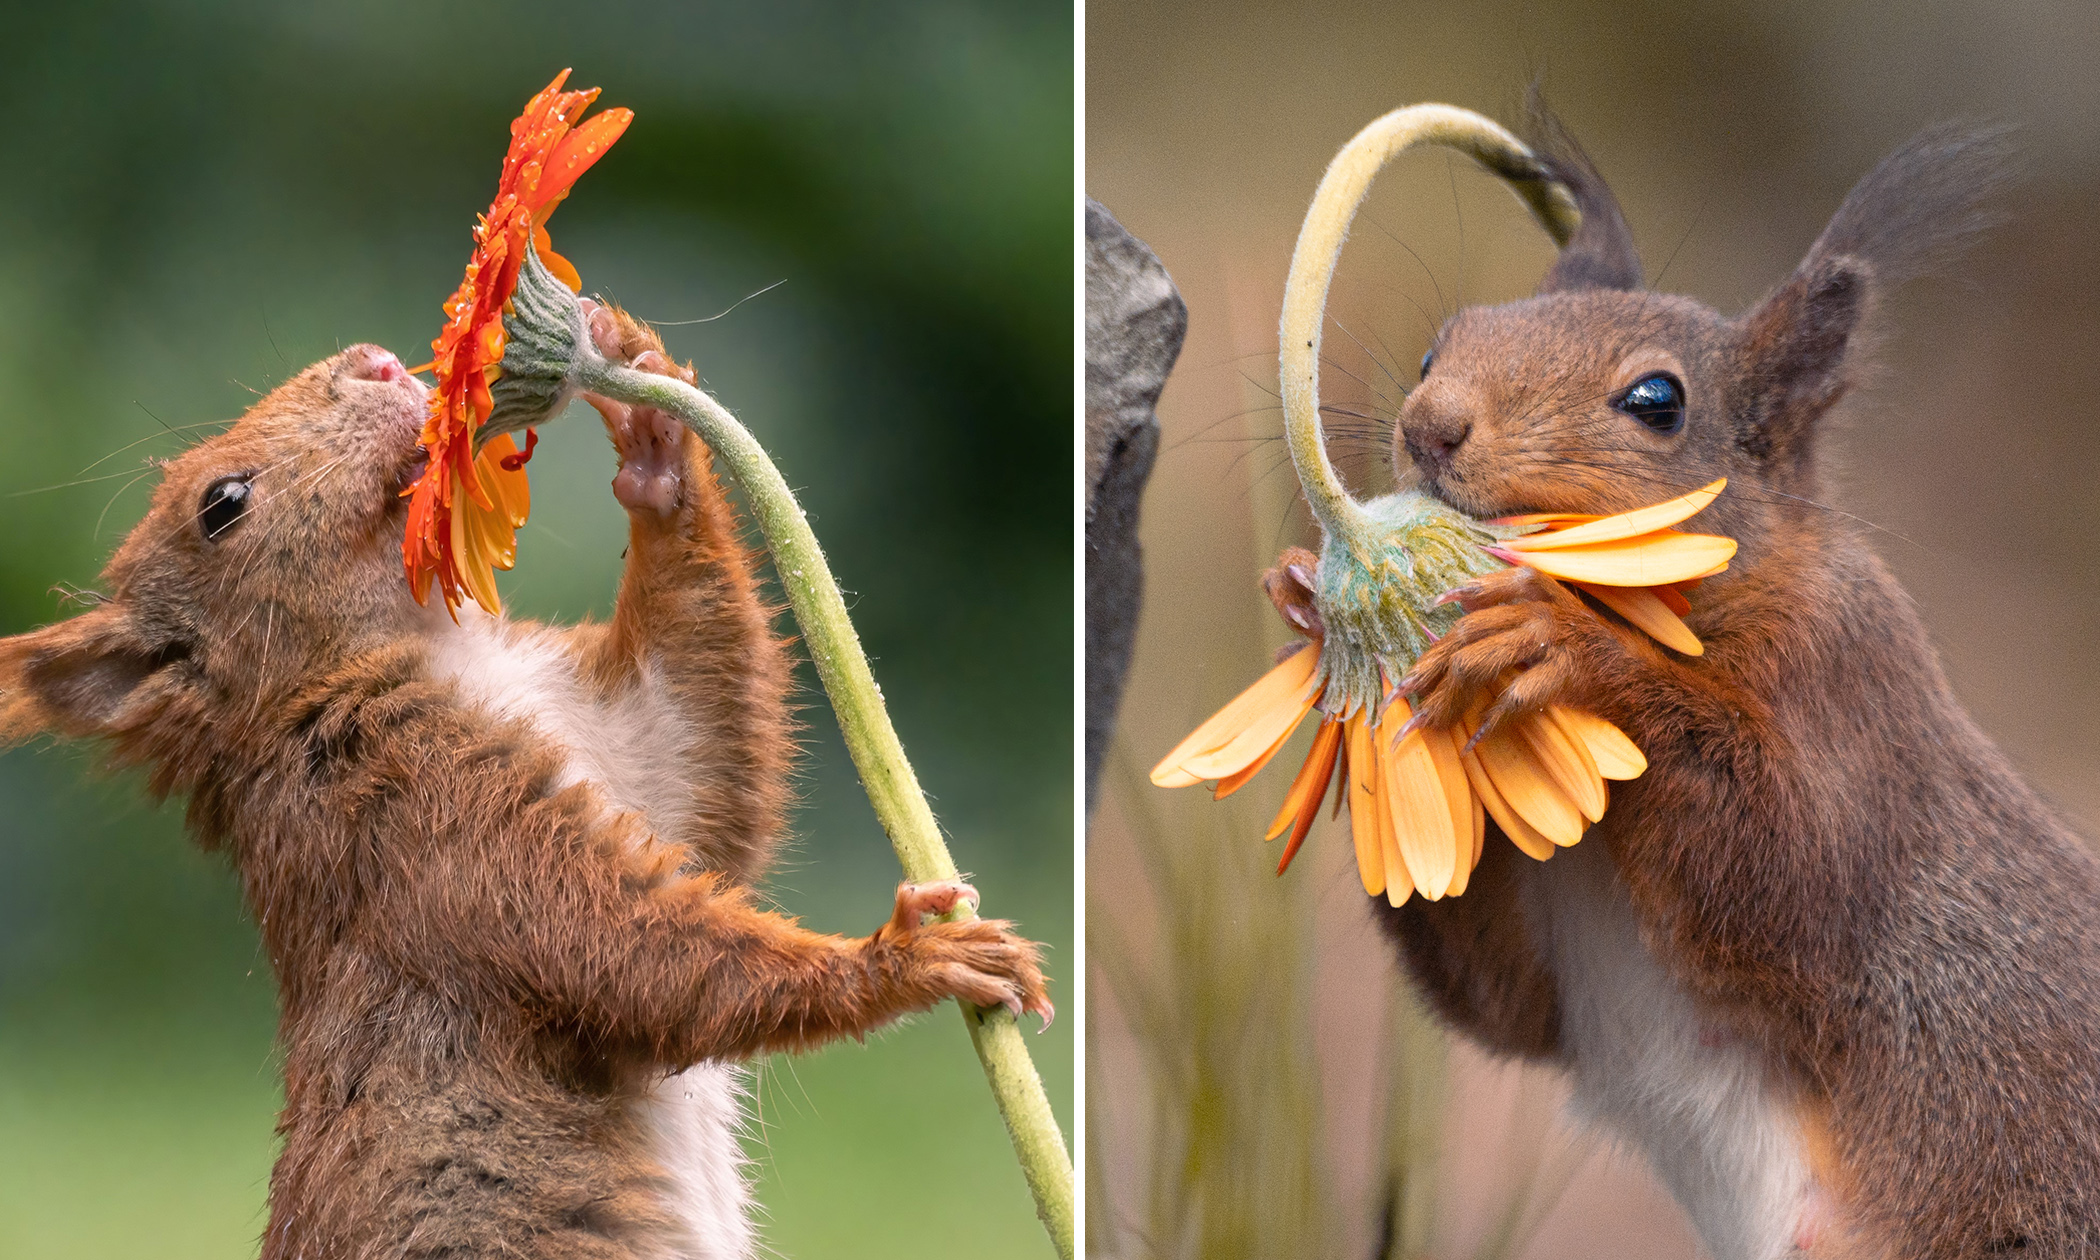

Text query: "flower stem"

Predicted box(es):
[575, 358, 1075, 1260]
[1278, 103, 1580, 542]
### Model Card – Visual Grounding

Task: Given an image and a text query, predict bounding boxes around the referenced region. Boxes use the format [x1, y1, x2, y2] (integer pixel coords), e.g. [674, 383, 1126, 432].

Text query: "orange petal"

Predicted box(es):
[1275, 719, 1343, 873]
[1387, 721, 1459, 899]
[538, 244, 584, 293]
[1502, 479, 1725, 550]
[1574, 580, 1704, 655]
[1149, 645, 1320, 786]
[1265, 717, 1339, 839]
[1457, 724, 1556, 861]
[1421, 720, 1477, 897]
[1491, 511, 1597, 527]
[1506, 530, 1738, 587]
[1516, 711, 1606, 823]
[1346, 713, 1386, 897]
[1474, 726, 1586, 847]
[532, 108, 634, 208]
[1654, 584, 1693, 616]
[1213, 713, 1300, 800]
[1549, 706, 1647, 780]
[1469, 765, 1487, 866]
[1376, 750, 1414, 909]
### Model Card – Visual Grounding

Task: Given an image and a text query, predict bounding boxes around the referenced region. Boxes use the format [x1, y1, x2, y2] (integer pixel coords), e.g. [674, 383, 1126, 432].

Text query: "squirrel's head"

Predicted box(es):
[0, 344, 432, 747]
[1401, 121, 2010, 564]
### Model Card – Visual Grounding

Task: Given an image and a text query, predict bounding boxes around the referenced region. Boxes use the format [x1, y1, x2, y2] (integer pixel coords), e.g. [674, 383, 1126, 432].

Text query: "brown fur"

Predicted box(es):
[0, 316, 1048, 1258]
[1274, 125, 2100, 1254]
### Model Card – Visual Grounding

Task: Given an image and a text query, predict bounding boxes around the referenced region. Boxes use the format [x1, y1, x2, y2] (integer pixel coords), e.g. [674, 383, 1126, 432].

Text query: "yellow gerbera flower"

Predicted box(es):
[1151, 481, 1732, 903]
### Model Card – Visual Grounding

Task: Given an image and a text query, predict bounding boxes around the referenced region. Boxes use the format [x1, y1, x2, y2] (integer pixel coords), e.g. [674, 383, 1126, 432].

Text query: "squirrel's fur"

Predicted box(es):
[0, 309, 1049, 1259]
[1270, 121, 2098, 1257]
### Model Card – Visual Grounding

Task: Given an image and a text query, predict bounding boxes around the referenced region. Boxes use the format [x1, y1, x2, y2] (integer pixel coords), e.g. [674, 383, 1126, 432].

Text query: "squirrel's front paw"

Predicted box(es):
[580, 300, 696, 520]
[874, 881, 1054, 1028]
[1399, 566, 1626, 739]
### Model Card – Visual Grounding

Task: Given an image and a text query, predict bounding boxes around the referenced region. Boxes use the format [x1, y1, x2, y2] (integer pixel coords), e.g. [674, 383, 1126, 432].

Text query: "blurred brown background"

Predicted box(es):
[1085, 1, 2100, 1256]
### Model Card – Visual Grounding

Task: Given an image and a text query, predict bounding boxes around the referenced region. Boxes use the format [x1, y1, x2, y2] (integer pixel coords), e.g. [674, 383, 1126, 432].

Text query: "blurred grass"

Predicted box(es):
[0, 3, 1072, 1256]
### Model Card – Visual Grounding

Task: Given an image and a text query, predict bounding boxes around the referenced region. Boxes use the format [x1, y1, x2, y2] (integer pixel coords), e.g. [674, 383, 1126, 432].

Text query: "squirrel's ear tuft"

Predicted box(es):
[1731, 125, 2012, 464]
[0, 605, 186, 744]
[1526, 96, 1642, 295]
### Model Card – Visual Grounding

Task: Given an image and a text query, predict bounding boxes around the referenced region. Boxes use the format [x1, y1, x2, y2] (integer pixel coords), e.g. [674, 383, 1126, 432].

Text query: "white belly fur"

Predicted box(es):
[1519, 841, 1808, 1260]
[429, 609, 756, 1260]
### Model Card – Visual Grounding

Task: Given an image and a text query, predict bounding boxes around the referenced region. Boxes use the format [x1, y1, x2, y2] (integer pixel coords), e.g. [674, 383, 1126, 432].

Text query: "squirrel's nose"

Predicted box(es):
[1400, 405, 1471, 479]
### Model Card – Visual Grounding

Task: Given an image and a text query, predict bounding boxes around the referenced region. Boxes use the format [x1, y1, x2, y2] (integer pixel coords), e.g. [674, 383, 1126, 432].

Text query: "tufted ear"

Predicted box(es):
[1527, 103, 1642, 294]
[0, 603, 185, 743]
[1732, 254, 1869, 462]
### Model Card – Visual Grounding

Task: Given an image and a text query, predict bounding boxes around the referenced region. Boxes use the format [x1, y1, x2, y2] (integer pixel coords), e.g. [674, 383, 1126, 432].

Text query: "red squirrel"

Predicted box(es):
[0, 306, 1050, 1259]
[1266, 124, 2100, 1257]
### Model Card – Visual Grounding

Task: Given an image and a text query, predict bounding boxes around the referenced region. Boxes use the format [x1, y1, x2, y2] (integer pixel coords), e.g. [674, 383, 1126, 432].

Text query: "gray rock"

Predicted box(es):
[1085, 199, 1185, 819]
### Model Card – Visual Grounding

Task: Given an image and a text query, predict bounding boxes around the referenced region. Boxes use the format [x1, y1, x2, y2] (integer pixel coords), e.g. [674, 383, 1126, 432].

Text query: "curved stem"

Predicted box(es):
[1278, 104, 1580, 540]
[575, 358, 1075, 1260]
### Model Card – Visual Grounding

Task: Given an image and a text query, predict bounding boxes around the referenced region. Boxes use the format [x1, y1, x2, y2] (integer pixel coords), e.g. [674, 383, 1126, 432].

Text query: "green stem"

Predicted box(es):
[1278, 104, 1579, 544]
[576, 358, 1075, 1260]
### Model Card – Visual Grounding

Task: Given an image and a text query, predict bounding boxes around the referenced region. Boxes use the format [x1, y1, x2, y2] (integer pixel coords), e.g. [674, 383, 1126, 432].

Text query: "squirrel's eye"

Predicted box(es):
[1615, 373, 1685, 435]
[1419, 348, 1436, 380]
[199, 476, 253, 542]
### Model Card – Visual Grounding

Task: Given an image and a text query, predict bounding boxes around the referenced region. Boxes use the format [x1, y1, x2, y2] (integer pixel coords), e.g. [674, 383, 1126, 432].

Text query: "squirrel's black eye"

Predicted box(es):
[1615, 373, 1685, 435]
[1419, 348, 1436, 380]
[199, 476, 253, 542]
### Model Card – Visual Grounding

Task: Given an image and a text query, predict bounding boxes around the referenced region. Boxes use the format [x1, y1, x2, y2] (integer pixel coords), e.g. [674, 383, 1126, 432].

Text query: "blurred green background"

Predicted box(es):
[0, 3, 1072, 1257]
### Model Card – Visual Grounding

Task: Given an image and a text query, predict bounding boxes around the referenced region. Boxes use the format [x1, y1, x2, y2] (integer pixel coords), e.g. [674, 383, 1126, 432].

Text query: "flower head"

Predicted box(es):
[403, 70, 633, 616]
[1151, 482, 1734, 903]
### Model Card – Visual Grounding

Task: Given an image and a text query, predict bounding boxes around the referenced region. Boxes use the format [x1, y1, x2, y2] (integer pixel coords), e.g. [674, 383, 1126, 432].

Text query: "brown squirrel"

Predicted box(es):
[1265, 124, 2100, 1257]
[0, 307, 1050, 1259]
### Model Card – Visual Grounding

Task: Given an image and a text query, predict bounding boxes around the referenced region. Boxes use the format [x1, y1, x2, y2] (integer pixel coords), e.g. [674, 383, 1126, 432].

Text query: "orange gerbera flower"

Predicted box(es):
[1151, 480, 1734, 903]
[402, 69, 633, 616]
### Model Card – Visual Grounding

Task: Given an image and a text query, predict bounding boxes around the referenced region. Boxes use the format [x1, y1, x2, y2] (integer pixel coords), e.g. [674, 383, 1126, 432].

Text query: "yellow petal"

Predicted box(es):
[1549, 706, 1647, 780]
[1469, 771, 1487, 866]
[1346, 713, 1386, 898]
[1475, 726, 1586, 847]
[1508, 530, 1738, 587]
[1457, 724, 1556, 861]
[1387, 725, 1459, 899]
[1421, 720, 1476, 897]
[1156, 767, 1204, 788]
[1573, 580, 1705, 655]
[1212, 715, 1299, 799]
[1516, 711, 1606, 823]
[1149, 645, 1320, 786]
[1502, 478, 1724, 550]
[1376, 757, 1414, 909]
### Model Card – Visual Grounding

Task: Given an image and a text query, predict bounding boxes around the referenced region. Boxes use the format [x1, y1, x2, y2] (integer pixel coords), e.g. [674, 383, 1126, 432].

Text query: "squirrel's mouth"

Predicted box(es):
[391, 445, 430, 497]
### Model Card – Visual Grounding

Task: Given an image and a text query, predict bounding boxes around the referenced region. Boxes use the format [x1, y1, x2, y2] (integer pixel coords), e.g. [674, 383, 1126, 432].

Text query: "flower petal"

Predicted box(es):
[1474, 726, 1587, 847]
[1457, 723, 1556, 861]
[1346, 713, 1386, 897]
[1149, 644, 1320, 786]
[1573, 579, 1704, 655]
[1502, 530, 1738, 587]
[1516, 711, 1606, 823]
[1274, 719, 1343, 873]
[1212, 712, 1300, 800]
[1387, 706, 1459, 900]
[1421, 723, 1476, 897]
[1655, 584, 1693, 616]
[1501, 478, 1724, 550]
[1548, 706, 1648, 780]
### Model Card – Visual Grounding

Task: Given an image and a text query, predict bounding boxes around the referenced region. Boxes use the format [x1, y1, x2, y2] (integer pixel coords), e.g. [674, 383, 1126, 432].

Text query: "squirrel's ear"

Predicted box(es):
[1526, 100, 1642, 294]
[0, 604, 185, 743]
[1731, 254, 1869, 461]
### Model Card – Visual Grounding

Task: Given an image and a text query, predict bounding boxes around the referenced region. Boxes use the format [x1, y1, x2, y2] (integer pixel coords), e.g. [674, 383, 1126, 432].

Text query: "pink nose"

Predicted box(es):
[344, 344, 409, 384]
